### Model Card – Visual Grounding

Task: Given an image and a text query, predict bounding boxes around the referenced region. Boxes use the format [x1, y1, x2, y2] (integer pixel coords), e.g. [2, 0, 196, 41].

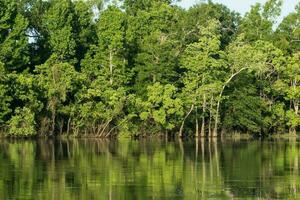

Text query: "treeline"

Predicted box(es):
[0, 0, 299, 137]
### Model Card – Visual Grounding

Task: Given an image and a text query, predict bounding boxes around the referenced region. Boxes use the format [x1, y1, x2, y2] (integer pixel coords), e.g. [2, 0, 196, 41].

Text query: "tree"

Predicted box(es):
[122, 0, 174, 15]
[35, 56, 78, 135]
[182, 1, 240, 48]
[135, 82, 183, 134]
[238, 0, 282, 42]
[8, 107, 36, 136]
[180, 20, 226, 137]
[274, 52, 300, 134]
[96, 5, 127, 86]
[42, 0, 77, 62]
[275, 3, 300, 53]
[0, 62, 11, 125]
[0, 0, 29, 71]
[73, 6, 128, 136]
[126, 2, 181, 95]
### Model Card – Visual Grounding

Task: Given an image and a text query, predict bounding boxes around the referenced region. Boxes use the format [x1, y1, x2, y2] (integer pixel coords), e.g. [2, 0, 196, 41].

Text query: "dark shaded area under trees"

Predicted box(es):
[0, 0, 300, 138]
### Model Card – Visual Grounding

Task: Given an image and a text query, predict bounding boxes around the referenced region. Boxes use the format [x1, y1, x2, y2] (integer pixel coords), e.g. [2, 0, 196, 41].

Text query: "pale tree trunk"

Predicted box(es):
[51, 104, 56, 135]
[67, 117, 71, 135]
[51, 69, 57, 136]
[179, 104, 194, 137]
[289, 79, 299, 135]
[201, 94, 206, 137]
[290, 98, 299, 135]
[209, 97, 213, 137]
[51, 112, 55, 135]
[195, 106, 199, 137]
[213, 67, 248, 136]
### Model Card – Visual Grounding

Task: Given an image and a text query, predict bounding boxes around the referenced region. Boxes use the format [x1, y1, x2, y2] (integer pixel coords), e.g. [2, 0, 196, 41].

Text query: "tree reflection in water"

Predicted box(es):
[0, 139, 299, 199]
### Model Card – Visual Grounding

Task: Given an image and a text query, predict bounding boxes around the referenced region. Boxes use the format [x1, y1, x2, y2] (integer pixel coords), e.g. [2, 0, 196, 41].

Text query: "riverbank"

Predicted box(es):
[0, 131, 298, 140]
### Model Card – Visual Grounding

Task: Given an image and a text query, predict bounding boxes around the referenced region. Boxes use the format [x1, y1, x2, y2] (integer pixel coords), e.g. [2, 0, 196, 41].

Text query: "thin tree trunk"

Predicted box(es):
[290, 98, 299, 135]
[106, 119, 123, 137]
[51, 109, 56, 135]
[201, 94, 206, 137]
[67, 117, 71, 135]
[213, 67, 248, 136]
[179, 104, 194, 137]
[100, 120, 112, 138]
[195, 106, 199, 138]
[59, 119, 63, 135]
[209, 97, 213, 137]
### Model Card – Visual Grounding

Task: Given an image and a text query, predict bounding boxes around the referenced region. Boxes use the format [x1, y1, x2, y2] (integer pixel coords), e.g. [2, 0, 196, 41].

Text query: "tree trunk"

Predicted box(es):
[179, 104, 194, 137]
[51, 109, 56, 135]
[201, 94, 206, 137]
[67, 117, 71, 135]
[209, 97, 213, 137]
[195, 106, 199, 137]
[290, 99, 299, 135]
[213, 67, 248, 136]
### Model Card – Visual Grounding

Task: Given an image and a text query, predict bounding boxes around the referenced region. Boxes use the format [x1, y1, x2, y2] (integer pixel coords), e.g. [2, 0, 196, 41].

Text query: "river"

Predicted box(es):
[0, 139, 299, 199]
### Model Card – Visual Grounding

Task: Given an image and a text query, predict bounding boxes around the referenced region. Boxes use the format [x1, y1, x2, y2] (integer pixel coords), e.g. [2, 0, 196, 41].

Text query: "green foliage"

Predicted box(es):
[223, 78, 266, 133]
[275, 3, 300, 53]
[0, 0, 299, 136]
[0, 0, 29, 71]
[0, 62, 11, 124]
[238, 0, 282, 42]
[127, 2, 180, 95]
[8, 107, 36, 136]
[135, 82, 183, 131]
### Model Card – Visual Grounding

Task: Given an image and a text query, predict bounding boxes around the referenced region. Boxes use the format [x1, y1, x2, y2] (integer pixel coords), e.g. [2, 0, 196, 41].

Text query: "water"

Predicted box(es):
[0, 139, 299, 200]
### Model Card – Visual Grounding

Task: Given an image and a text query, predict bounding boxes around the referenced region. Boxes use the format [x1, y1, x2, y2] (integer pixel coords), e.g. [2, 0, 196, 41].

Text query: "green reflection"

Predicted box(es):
[0, 139, 299, 199]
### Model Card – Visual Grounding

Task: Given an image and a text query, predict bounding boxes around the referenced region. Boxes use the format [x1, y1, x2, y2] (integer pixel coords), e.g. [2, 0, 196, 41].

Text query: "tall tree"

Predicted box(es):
[0, 0, 29, 71]
[238, 0, 282, 42]
[275, 3, 300, 54]
[180, 20, 226, 137]
[42, 0, 77, 62]
[127, 1, 181, 95]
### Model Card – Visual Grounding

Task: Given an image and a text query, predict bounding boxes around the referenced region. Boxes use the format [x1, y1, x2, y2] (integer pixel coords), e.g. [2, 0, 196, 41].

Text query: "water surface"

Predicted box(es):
[0, 139, 299, 199]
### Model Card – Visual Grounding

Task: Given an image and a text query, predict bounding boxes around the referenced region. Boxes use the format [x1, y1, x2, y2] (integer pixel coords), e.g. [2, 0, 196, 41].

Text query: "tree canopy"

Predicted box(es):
[0, 0, 299, 137]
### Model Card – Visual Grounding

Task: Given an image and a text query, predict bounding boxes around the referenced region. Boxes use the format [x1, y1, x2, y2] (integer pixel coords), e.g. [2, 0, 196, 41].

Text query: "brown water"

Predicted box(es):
[0, 139, 299, 199]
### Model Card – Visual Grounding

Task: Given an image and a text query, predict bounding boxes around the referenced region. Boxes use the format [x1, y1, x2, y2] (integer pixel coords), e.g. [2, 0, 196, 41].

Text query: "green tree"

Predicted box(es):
[275, 3, 300, 53]
[35, 56, 78, 135]
[96, 5, 127, 86]
[135, 82, 183, 134]
[274, 52, 300, 134]
[8, 107, 36, 136]
[126, 2, 180, 95]
[42, 0, 77, 62]
[0, 0, 29, 71]
[238, 0, 282, 42]
[180, 20, 226, 137]
[0, 62, 11, 125]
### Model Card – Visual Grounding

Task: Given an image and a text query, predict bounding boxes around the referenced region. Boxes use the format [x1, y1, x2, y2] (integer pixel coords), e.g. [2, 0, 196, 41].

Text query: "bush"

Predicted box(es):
[8, 107, 36, 136]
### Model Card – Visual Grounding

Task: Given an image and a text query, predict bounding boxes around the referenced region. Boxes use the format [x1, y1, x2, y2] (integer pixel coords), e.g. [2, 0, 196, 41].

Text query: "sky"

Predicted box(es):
[177, 0, 299, 21]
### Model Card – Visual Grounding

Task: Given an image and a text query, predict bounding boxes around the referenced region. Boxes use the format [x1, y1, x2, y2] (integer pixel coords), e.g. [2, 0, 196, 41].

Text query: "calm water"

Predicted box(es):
[0, 139, 299, 200]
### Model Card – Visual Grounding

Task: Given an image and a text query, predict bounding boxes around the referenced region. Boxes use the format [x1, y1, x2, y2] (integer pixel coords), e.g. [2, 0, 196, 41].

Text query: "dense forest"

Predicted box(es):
[0, 0, 299, 137]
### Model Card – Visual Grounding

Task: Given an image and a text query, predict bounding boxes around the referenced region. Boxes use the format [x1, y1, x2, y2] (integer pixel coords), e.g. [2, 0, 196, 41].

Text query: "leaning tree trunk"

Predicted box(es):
[179, 104, 194, 137]
[213, 67, 248, 136]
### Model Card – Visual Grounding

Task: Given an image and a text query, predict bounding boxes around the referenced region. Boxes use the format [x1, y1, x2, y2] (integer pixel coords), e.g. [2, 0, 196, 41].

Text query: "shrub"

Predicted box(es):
[8, 107, 36, 136]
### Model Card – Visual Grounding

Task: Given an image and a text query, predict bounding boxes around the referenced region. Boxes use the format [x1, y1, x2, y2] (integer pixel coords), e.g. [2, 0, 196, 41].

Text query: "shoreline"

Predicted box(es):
[0, 132, 298, 140]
